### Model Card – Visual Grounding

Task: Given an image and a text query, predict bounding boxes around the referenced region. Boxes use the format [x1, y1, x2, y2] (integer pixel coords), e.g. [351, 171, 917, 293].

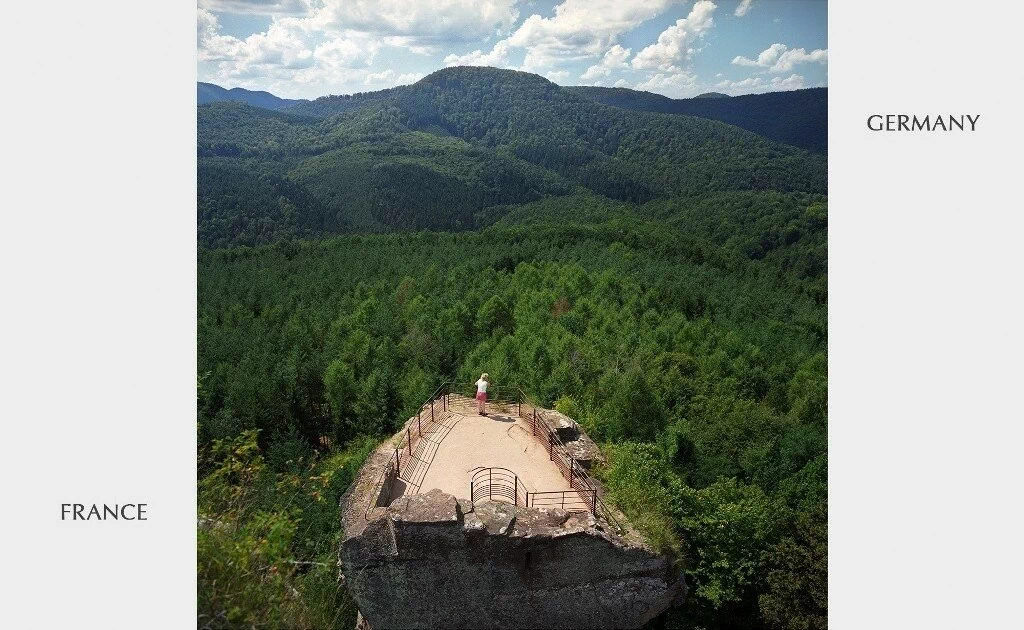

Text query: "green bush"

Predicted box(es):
[198, 431, 377, 629]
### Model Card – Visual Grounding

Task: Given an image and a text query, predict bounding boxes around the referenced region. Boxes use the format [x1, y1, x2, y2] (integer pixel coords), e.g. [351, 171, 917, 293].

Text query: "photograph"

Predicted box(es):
[196, 1, 827, 628]
[8, 0, 1023, 628]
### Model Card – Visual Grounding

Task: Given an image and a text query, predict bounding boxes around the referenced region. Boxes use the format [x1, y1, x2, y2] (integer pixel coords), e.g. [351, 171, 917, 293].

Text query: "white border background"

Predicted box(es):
[830, 1, 1024, 627]
[0, 1, 1022, 627]
[1, 0, 197, 627]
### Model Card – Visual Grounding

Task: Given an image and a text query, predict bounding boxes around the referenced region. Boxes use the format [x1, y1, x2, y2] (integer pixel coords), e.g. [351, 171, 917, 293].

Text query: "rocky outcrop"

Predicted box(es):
[340, 486, 685, 629]
[545, 410, 604, 469]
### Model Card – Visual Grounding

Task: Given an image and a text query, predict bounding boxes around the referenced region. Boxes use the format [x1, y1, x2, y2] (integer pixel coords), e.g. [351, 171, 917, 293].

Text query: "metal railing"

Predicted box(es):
[364, 382, 456, 519]
[528, 489, 596, 512]
[470, 467, 528, 506]
[515, 388, 624, 531]
[364, 381, 624, 532]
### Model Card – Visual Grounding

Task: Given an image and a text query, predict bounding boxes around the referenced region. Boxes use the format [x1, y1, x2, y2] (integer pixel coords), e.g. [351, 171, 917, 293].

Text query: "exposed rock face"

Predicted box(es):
[340, 484, 685, 629]
[544, 410, 604, 469]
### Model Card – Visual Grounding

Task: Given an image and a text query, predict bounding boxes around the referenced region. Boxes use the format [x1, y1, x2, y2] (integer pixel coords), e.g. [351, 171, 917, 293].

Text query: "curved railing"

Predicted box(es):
[364, 381, 624, 533]
[470, 467, 527, 506]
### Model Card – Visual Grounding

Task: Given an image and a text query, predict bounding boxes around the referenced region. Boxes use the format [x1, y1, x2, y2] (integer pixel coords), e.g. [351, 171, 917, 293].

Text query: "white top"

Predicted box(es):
[476, 378, 488, 393]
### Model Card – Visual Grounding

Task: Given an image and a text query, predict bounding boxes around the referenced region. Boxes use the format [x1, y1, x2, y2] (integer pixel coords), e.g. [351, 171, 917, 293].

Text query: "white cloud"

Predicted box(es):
[315, 37, 376, 68]
[734, 0, 752, 17]
[579, 44, 631, 81]
[381, 36, 441, 56]
[545, 70, 570, 83]
[443, 40, 513, 67]
[447, 0, 679, 73]
[320, 0, 520, 44]
[198, 9, 318, 70]
[632, 1, 717, 71]
[199, 0, 312, 15]
[633, 70, 699, 97]
[714, 72, 805, 95]
[364, 69, 425, 87]
[732, 43, 827, 73]
[198, 9, 389, 96]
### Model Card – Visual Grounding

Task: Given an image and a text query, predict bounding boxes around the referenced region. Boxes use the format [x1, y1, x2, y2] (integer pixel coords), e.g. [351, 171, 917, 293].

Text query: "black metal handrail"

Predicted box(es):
[365, 382, 624, 532]
[364, 383, 457, 519]
[470, 467, 528, 507]
[514, 387, 624, 532]
[528, 489, 596, 512]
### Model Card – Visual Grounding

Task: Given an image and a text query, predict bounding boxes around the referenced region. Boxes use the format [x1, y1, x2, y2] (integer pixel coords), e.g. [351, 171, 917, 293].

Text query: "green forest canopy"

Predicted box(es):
[198, 67, 826, 630]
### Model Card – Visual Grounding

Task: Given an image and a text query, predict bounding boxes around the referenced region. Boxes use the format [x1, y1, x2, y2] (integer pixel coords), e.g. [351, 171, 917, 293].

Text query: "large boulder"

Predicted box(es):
[340, 488, 684, 629]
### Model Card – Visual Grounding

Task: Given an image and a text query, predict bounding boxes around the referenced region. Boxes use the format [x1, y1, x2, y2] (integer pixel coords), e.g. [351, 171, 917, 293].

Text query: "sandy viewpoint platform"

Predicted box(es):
[396, 399, 572, 502]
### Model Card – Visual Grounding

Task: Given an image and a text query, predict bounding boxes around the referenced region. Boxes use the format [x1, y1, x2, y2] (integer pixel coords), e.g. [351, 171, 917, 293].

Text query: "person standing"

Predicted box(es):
[475, 373, 489, 415]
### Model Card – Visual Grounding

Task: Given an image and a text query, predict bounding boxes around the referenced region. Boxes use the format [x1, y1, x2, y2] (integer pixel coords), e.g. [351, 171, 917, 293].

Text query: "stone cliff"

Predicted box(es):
[338, 397, 685, 629]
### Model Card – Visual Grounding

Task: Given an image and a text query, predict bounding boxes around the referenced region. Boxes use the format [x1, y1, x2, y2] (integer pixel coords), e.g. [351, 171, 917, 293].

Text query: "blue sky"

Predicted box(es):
[199, 1, 827, 100]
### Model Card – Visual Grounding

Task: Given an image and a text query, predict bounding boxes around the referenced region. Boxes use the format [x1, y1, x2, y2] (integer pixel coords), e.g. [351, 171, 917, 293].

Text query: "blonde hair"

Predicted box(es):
[481, 373, 489, 380]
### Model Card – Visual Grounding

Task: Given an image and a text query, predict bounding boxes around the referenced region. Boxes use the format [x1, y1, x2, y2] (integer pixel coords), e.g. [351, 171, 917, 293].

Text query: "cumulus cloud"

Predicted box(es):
[633, 70, 699, 97]
[319, 0, 520, 44]
[364, 69, 425, 86]
[580, 45, 631, 81]
[734, 0, 753, 17]
[631, 1, 717, 71]
[714, 72, 805, 95]
[199, 0, 313, 15]
[545, 70, 571, 83]
[444, 0, 678, 73]
[198, 9, 317, 70]
[443, 40, 514, 67]
[732, 43, 827, 73]
[198, 8, 388, 95]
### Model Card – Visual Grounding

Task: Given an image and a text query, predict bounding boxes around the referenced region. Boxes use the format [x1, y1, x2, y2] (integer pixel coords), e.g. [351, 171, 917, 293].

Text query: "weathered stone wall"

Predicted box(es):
[341, 435, 685, 629]
[341, 489, 683, 629]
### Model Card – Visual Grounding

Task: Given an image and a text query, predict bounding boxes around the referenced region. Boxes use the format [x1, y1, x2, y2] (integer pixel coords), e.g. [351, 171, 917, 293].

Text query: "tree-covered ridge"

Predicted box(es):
[391, 67, 826, 198]
[198, 191, 826, 629]
[569, 86, 828, 154]
[197, 65, 827, 630]
[197, 67, 825, 247]
[198, 81, 301, 109]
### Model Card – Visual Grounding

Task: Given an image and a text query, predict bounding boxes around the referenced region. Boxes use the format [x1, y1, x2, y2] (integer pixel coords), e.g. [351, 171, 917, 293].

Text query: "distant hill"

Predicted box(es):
[197, 79, 826, 153]
[567, 86, 827, 153]
[198, 67, 825, 246]
[197, 82, 302, 110]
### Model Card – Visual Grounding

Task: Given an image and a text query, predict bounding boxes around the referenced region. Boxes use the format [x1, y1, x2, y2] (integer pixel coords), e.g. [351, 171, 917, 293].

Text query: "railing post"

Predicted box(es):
[514, 474, 518, 506]
[489, 468, 493, 502]
[592, 490, 597, 515]
[418, 413, 422, 436]
[431, 399, 435, 422]
[569, 458, 574, 484]
[470, 478, 474, 503]
[395, 448, 400, 477]
[407, 428, 411, 454]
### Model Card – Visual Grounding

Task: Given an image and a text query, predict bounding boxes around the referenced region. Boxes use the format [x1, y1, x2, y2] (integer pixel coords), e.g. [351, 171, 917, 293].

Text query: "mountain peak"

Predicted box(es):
[417, 66, 558, 89]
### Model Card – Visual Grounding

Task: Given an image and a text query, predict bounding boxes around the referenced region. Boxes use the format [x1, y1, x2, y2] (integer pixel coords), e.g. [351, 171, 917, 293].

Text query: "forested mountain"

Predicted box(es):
[198, 67, 825, 247]
[198, 66, 827, 630]
[568, 86, 828, 153]
[197, 81, 301, 109]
